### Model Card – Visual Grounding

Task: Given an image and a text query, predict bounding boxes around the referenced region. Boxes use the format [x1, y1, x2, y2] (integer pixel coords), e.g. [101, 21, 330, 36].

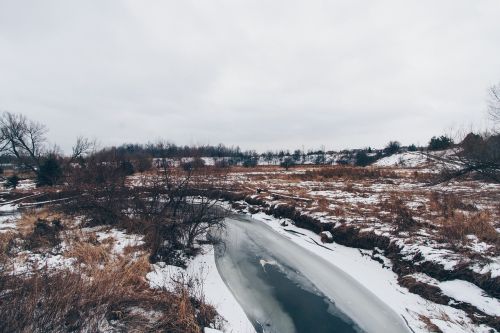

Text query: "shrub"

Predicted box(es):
[355, 151, 377, 167]
[181, 157, 205, 171]
[5, 175, 19, 189]
[280, 157, 296, 170]
[428, 135, 453, 151]
[384, 141, 401, 155]
[439, 212, 498, 247]
[214, 159, 230, 168]
[408, 144, 418, 152]
[117, 160, 135, 176]
[134, 154, 152, 172]
[383, 197, 417, 231]
[37, 156, 63, 186]
[314, 154, 326, 165]
[242, 157, 258, 168]
[26, 218, 63, 250]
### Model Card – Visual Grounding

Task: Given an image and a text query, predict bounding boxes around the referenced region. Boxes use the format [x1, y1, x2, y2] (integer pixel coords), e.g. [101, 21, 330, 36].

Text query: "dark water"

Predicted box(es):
[253, 256, 360, 333]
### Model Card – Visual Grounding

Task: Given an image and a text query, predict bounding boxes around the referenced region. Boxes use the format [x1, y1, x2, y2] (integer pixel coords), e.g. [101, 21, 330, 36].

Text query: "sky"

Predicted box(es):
[1, 0, 499, 153]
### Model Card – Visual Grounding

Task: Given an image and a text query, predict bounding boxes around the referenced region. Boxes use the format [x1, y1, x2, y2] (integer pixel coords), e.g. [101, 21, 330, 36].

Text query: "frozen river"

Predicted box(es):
[214, 215, 410, 333]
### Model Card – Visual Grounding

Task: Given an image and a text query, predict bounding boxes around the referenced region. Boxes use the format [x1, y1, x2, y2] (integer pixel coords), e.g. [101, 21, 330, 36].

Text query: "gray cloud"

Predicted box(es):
[1, 0, 499, 152]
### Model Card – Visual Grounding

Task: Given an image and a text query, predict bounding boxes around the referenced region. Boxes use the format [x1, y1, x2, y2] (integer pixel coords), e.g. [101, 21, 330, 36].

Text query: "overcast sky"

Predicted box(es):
[1, 1, 499, 152]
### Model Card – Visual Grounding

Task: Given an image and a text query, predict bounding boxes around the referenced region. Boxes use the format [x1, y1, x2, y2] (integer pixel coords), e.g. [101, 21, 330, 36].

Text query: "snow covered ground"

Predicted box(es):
[374, 152, 430, 167]
[245, 211, 497, 333]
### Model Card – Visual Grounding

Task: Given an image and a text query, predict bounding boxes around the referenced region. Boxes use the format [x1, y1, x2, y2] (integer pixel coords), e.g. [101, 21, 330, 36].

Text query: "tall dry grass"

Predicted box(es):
[0, 253, 219, 333]
[438, 212, 498, 249]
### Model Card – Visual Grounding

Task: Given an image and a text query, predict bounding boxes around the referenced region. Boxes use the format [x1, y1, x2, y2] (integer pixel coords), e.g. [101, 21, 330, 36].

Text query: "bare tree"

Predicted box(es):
[0, 112, 47, 173]
[432, 85, 500, 184]
[65, 136, 95, 167]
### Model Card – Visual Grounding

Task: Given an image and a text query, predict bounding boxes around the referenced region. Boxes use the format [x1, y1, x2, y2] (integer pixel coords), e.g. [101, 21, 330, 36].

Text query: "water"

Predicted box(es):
[214, 216, 410, 333]
[252, 255, 361, 333]
[214, 218, 361, 333]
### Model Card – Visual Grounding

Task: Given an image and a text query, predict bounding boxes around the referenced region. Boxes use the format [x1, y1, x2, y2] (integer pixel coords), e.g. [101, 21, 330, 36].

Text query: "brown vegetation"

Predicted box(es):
[299, 165, 398, 181]
[438, 212, 499, 250]
[0, 256, 219, 333]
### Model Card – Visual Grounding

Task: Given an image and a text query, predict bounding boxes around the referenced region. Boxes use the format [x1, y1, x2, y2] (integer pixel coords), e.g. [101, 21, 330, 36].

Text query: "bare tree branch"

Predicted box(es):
[488, 84, 500, 125]
[0, 112, 47, 173]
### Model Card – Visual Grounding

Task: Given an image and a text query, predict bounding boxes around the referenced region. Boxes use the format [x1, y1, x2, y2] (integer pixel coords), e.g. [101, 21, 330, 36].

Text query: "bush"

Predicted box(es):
[384, 141, 401, 155]
[391, 199, 417, 231]
[134, 154, 152, 172]
[428, 135, 453, 151]
[280, 157, 296, 170]
[314, 154, 326, 165]
[408, 144, 418, 151]
[117, 160, 135, 176]
[355, 151, 377, 167]
[26, 218, 63, 250]
[181, 157, 205, 171]
[439, 212, 498, 247]
[214, 159, 230, 168]
[37, 156, 63, 186]
[242, 157, 258, 168]
[5, 175, 19, 189]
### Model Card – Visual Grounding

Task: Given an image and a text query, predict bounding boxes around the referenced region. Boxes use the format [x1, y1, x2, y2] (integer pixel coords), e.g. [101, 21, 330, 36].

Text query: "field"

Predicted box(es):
[0, 151, 499, 333]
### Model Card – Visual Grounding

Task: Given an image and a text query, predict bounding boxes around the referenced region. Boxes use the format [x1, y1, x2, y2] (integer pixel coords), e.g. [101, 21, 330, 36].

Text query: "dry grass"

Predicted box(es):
[64, 232, 113, 266]
[0, 258, 217, 332]
[0, 201, 221, 333]
[428, 192, 477, 218]
[0, 245, 219, 333]
[16, 208, 66, 236]
[438, 212, 499, 249]
[298, 166, 398, 181]
[0, 231, 17, 266]
[378, 195, 418, 232]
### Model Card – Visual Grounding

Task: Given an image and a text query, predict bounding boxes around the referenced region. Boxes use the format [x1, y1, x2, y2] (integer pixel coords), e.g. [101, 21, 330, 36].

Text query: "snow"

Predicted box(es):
[12, 252, 76, 275]
[471, 260, 500, 278]
[466, 235, 493, 253]
[0, 214, 18, 232]
[146, 263, 184, 290]
[309, 189, 380, 204]
[398, 241, 462, 271]
[147, 246, 256, 333]
[0, 203, 19, 212]
[204, 329, 223, 333]
[95, 229, 144, 255]
[374, 152, 428, 168]
[320, 231, 332, 239]
[409, 273, 500, 316]
[438, 280, 500, 317]
[15, 179, 36, 191]
[248, 212, 495, 333]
